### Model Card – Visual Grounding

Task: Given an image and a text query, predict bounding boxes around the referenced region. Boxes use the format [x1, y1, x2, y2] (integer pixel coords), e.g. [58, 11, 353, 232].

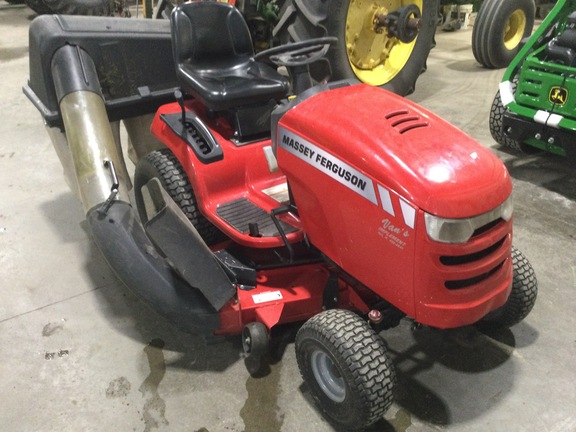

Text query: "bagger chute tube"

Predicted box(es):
[24, 3, 537, 430]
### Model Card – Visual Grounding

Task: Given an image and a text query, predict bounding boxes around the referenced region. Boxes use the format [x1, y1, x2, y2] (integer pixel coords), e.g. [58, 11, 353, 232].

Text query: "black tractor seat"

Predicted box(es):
[546, 12, 576, 66]
[171, 2, 290, 113]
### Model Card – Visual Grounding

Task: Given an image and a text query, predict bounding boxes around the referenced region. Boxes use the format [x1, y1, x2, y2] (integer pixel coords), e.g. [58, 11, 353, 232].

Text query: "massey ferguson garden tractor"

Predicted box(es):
[25, 2, 537, 430]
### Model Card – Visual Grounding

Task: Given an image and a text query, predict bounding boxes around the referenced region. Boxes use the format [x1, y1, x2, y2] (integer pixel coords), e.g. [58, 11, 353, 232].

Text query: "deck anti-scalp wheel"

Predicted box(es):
[478, 246, 538, 330]
[242, 322, 269, 357]
[295, 309, 395, 431]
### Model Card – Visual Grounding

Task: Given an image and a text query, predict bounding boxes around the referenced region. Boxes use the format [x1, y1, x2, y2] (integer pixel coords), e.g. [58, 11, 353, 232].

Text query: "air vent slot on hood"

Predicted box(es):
[385, 109, 429, 134]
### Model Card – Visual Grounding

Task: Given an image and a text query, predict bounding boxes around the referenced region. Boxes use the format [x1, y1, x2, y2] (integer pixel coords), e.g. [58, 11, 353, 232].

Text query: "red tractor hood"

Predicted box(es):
[279, 84, 511, 218]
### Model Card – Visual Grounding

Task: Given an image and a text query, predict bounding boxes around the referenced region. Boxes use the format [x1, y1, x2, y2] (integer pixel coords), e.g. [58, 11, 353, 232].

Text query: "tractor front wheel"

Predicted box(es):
[478, 246, 538, 330]
[489, 86, 540, 154]
[489, 88, 524, 152]
[295, 309, 395, 430]
[472, 0, 535, 69]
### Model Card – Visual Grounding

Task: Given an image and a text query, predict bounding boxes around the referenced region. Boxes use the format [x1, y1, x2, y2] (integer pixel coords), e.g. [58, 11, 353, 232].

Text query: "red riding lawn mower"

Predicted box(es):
[25, 2, 537, 430]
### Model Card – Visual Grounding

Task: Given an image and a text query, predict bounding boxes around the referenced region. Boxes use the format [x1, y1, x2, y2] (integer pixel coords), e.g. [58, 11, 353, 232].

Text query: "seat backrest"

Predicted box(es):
[171, 2, 254, 72]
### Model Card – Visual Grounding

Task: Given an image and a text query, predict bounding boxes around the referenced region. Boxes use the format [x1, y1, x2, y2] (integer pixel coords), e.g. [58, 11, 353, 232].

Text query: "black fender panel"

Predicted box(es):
[141, 178, 236, 311]
[87, 201, 221, 335]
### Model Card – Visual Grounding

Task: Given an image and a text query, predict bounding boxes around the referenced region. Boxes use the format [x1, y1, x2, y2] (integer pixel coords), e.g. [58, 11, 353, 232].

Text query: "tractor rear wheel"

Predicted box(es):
[133, 149, 224, 245]
[25, 0, 114, 15]
[295, 309, 396, 430]
[472, 0, 535, 69]
[478, 246, 538, 330]
[274, 0, 439, 96]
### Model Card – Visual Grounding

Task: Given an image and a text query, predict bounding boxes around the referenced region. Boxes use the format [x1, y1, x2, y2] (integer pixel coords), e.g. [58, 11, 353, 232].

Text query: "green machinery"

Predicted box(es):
[491, 0, 576, 158]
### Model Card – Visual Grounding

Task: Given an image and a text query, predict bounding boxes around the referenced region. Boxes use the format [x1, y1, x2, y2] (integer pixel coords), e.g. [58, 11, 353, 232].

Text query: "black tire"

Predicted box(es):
[133, 149, 224, 245]
[295, 309, 396, 431]
[24, 0, 52, 14]
[472, 0, 535, 69]
[24, 0, 113, 15]
[273, 0, 439, 96]
[489, 89, 525, 152]
[242, 322, 269, 357]
[478, 246, 538, 329]
[489, 83, 540, 154]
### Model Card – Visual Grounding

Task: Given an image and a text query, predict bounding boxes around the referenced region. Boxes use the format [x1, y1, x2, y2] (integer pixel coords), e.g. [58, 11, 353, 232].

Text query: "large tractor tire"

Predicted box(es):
[25, 0, 114, 15]
[472, 0, 536, 69]
[274, 0, 439, 96]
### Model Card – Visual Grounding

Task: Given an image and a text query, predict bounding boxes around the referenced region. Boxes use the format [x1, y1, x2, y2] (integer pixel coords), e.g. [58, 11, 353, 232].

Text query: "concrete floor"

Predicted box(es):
[1, 2, 575, 431]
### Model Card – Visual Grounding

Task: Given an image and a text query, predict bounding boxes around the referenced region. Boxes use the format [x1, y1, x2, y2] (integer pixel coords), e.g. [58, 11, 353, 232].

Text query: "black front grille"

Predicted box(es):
[440, 236, 506, 266]
[445, 260, 505, 290]
[472, 218, 503, 237]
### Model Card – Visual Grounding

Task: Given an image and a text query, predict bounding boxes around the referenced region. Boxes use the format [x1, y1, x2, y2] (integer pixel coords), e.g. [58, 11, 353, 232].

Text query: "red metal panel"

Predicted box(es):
[151, 100, 303, 247]
[215, 264, 329, 335]
[278, 84, 512, 218]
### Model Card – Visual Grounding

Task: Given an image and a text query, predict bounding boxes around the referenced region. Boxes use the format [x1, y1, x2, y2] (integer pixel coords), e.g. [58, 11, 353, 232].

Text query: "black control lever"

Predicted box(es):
[174, 89, 186, 129]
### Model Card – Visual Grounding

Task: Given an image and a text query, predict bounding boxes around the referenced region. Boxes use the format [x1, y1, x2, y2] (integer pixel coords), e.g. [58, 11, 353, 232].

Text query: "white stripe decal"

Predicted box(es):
[499, 81, 515, 106]
[534, 110, 562, 128]
[399, 199, 416, 229]
[378, 185, 395, 217]
[279, 127, 377, 204]
[252, 290, 283, 304]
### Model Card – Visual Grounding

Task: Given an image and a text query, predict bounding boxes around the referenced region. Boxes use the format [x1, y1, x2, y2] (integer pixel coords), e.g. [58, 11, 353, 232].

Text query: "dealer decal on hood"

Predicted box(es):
[278, 127, 378, 204]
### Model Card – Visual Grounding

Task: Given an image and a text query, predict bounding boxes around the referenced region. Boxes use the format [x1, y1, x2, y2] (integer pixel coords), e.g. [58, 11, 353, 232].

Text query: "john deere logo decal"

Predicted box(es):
[549, 86, 568, 105]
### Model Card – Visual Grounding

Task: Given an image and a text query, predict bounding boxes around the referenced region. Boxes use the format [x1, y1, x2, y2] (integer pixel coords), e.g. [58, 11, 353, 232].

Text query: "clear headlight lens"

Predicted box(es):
[424, 195, 513, 244]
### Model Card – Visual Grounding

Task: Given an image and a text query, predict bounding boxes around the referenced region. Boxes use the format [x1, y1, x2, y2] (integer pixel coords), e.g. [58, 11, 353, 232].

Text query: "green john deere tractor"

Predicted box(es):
[490, 0, 576, 158]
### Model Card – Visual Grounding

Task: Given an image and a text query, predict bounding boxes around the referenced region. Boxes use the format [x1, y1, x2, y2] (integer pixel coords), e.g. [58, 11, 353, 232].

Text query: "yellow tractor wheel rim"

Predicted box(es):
[346, 0, 422, 86]
[503, 9, 527, 50]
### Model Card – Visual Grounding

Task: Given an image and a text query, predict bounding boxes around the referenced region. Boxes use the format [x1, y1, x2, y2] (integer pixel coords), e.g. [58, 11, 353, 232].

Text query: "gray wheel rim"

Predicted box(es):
[310, 349, 346, 403]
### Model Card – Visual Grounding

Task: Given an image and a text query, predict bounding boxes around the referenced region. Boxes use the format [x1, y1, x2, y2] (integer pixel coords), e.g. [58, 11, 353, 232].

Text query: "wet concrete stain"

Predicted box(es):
[42, 320, 65, 337]
[106, 377, 132, 398]
[139, 338, 169, 431]
[0, 46, 28, 62]
[239, 360, 284, 432]
[389, 407, 413, 432]
[44, 350, 69, 360]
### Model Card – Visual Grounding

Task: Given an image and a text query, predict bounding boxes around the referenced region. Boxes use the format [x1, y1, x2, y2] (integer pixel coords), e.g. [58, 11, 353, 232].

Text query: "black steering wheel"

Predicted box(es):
[254, 37, 338, 67]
